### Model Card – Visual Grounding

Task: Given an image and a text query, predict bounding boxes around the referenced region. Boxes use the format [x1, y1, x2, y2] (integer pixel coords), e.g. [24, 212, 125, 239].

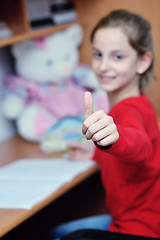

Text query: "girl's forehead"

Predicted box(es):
[92, 27, 131, 51]
[94, 27, 127, 42]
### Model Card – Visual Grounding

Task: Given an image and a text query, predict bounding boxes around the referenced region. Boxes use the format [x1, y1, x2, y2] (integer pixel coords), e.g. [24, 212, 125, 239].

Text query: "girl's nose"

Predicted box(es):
[99, 59, 109, 72]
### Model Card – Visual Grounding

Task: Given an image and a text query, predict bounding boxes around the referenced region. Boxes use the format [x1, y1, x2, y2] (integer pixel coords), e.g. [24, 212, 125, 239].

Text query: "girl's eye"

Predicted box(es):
[113, 55, 123, 60]
[93, 52, 102, 58]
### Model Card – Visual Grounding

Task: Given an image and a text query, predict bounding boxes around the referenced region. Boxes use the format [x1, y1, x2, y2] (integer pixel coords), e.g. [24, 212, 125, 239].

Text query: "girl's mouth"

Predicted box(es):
[99, 75, 116, 83]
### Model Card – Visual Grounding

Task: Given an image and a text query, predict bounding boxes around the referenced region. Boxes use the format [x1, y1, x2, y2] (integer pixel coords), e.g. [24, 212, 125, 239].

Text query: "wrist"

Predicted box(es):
[94, 142, 112, 150]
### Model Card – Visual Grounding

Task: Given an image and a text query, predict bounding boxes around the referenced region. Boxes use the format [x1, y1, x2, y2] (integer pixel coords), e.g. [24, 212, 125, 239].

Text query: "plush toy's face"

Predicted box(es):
[15, 40, 79, 83]
[12, 24, 83, 83]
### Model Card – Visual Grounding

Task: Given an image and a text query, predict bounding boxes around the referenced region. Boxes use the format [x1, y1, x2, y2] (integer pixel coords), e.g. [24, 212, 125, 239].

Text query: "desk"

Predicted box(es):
[0, 135, 99, 238]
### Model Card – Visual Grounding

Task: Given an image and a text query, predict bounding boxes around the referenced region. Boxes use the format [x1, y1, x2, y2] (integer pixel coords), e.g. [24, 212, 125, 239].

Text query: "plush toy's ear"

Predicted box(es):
[11, 40, 35, 58]
[66, 24, 83, 47]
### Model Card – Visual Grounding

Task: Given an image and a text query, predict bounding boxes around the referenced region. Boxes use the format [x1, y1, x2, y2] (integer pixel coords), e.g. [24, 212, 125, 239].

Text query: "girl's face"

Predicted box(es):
[91, 27, 141, 94]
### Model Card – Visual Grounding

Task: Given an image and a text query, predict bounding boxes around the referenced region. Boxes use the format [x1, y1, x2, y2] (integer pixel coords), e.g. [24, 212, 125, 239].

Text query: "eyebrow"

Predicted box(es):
[92, 47, 101, 51]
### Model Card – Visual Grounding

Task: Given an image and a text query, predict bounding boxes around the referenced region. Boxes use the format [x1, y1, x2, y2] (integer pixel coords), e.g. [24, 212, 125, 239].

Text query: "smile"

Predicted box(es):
[99, 75, 116, 83]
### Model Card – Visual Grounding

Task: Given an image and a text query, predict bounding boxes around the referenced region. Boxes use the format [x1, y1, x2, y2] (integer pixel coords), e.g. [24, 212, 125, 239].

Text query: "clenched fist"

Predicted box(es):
[82, 91, 119, 147]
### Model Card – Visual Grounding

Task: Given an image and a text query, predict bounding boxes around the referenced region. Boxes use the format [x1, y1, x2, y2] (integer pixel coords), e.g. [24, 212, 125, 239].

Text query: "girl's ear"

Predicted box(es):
[137, 51, 153, 74]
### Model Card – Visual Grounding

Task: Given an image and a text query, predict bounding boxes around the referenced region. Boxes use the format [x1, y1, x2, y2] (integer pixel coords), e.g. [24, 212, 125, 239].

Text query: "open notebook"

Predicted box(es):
[0, 158, 95, 209]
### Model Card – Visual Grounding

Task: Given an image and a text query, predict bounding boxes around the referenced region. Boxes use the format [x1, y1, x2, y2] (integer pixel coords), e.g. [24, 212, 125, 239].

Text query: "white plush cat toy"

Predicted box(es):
[2, 24, 109, 145]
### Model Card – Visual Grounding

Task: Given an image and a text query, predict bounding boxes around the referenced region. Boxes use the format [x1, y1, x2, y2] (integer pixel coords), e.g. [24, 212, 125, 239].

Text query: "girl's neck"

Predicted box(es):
[108, 83, 140, 108]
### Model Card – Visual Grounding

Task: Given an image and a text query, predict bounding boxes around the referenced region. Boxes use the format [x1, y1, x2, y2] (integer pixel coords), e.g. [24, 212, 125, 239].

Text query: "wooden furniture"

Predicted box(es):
[0, 135, 100, 238]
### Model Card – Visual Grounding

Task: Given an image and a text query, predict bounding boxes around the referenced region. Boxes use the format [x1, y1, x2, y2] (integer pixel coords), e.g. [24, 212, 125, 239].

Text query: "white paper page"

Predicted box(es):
[0, 158, 95, 209]
[0, 179, 64, 209]
[0, 159, 94, 181]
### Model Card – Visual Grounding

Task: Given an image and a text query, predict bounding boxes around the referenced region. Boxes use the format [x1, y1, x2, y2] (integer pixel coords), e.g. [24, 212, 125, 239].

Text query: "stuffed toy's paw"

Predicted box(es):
[2, 95, 24, 119]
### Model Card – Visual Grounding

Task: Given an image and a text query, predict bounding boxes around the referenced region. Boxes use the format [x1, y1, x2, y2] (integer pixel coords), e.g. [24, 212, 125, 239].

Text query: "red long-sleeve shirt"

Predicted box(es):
[93, 94, 160, 238]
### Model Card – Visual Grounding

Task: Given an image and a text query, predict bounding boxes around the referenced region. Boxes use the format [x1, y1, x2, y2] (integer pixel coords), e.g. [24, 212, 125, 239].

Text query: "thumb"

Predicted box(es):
[84, 91, 93, 119]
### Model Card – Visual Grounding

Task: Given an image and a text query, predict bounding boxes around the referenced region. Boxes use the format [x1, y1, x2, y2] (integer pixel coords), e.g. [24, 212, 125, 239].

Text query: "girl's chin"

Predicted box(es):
[100, 84, 116, 93]
[99, 81, 112, 88]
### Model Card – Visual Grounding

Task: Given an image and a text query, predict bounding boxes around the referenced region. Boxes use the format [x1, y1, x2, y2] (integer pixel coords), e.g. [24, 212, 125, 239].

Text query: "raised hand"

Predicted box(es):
[82, 91, 119, 147]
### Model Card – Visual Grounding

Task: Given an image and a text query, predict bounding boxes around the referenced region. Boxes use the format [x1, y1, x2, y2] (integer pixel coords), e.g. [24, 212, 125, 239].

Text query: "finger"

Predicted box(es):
[84, 114, 110, 140]
[96, 132, 119, 146]
[84, 91, 93, 120]
[91, 120, 117, 142]
[82, 109, 107, 137]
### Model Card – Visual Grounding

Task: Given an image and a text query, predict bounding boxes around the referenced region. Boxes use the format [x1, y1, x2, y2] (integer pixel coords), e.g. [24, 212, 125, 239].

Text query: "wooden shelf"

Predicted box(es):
[0, 0, 84, 48]
[0, 20, 84, 47]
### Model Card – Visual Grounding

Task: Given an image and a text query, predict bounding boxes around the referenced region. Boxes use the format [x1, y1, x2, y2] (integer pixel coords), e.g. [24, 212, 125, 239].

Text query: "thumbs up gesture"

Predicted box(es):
[82, 92, 119, 147]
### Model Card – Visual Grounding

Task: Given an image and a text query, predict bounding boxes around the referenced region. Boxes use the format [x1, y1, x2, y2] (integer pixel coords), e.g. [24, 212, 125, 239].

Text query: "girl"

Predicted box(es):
[48, 9, 160, 239]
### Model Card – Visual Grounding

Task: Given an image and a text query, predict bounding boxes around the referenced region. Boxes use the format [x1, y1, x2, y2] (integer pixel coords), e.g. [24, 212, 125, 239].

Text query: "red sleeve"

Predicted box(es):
[106, 125, 152, 164]
[99, 101, 153, 164]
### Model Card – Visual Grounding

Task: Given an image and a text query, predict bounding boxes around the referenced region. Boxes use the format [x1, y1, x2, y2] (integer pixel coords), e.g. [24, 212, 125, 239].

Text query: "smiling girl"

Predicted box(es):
[49, 9, 160, 239]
